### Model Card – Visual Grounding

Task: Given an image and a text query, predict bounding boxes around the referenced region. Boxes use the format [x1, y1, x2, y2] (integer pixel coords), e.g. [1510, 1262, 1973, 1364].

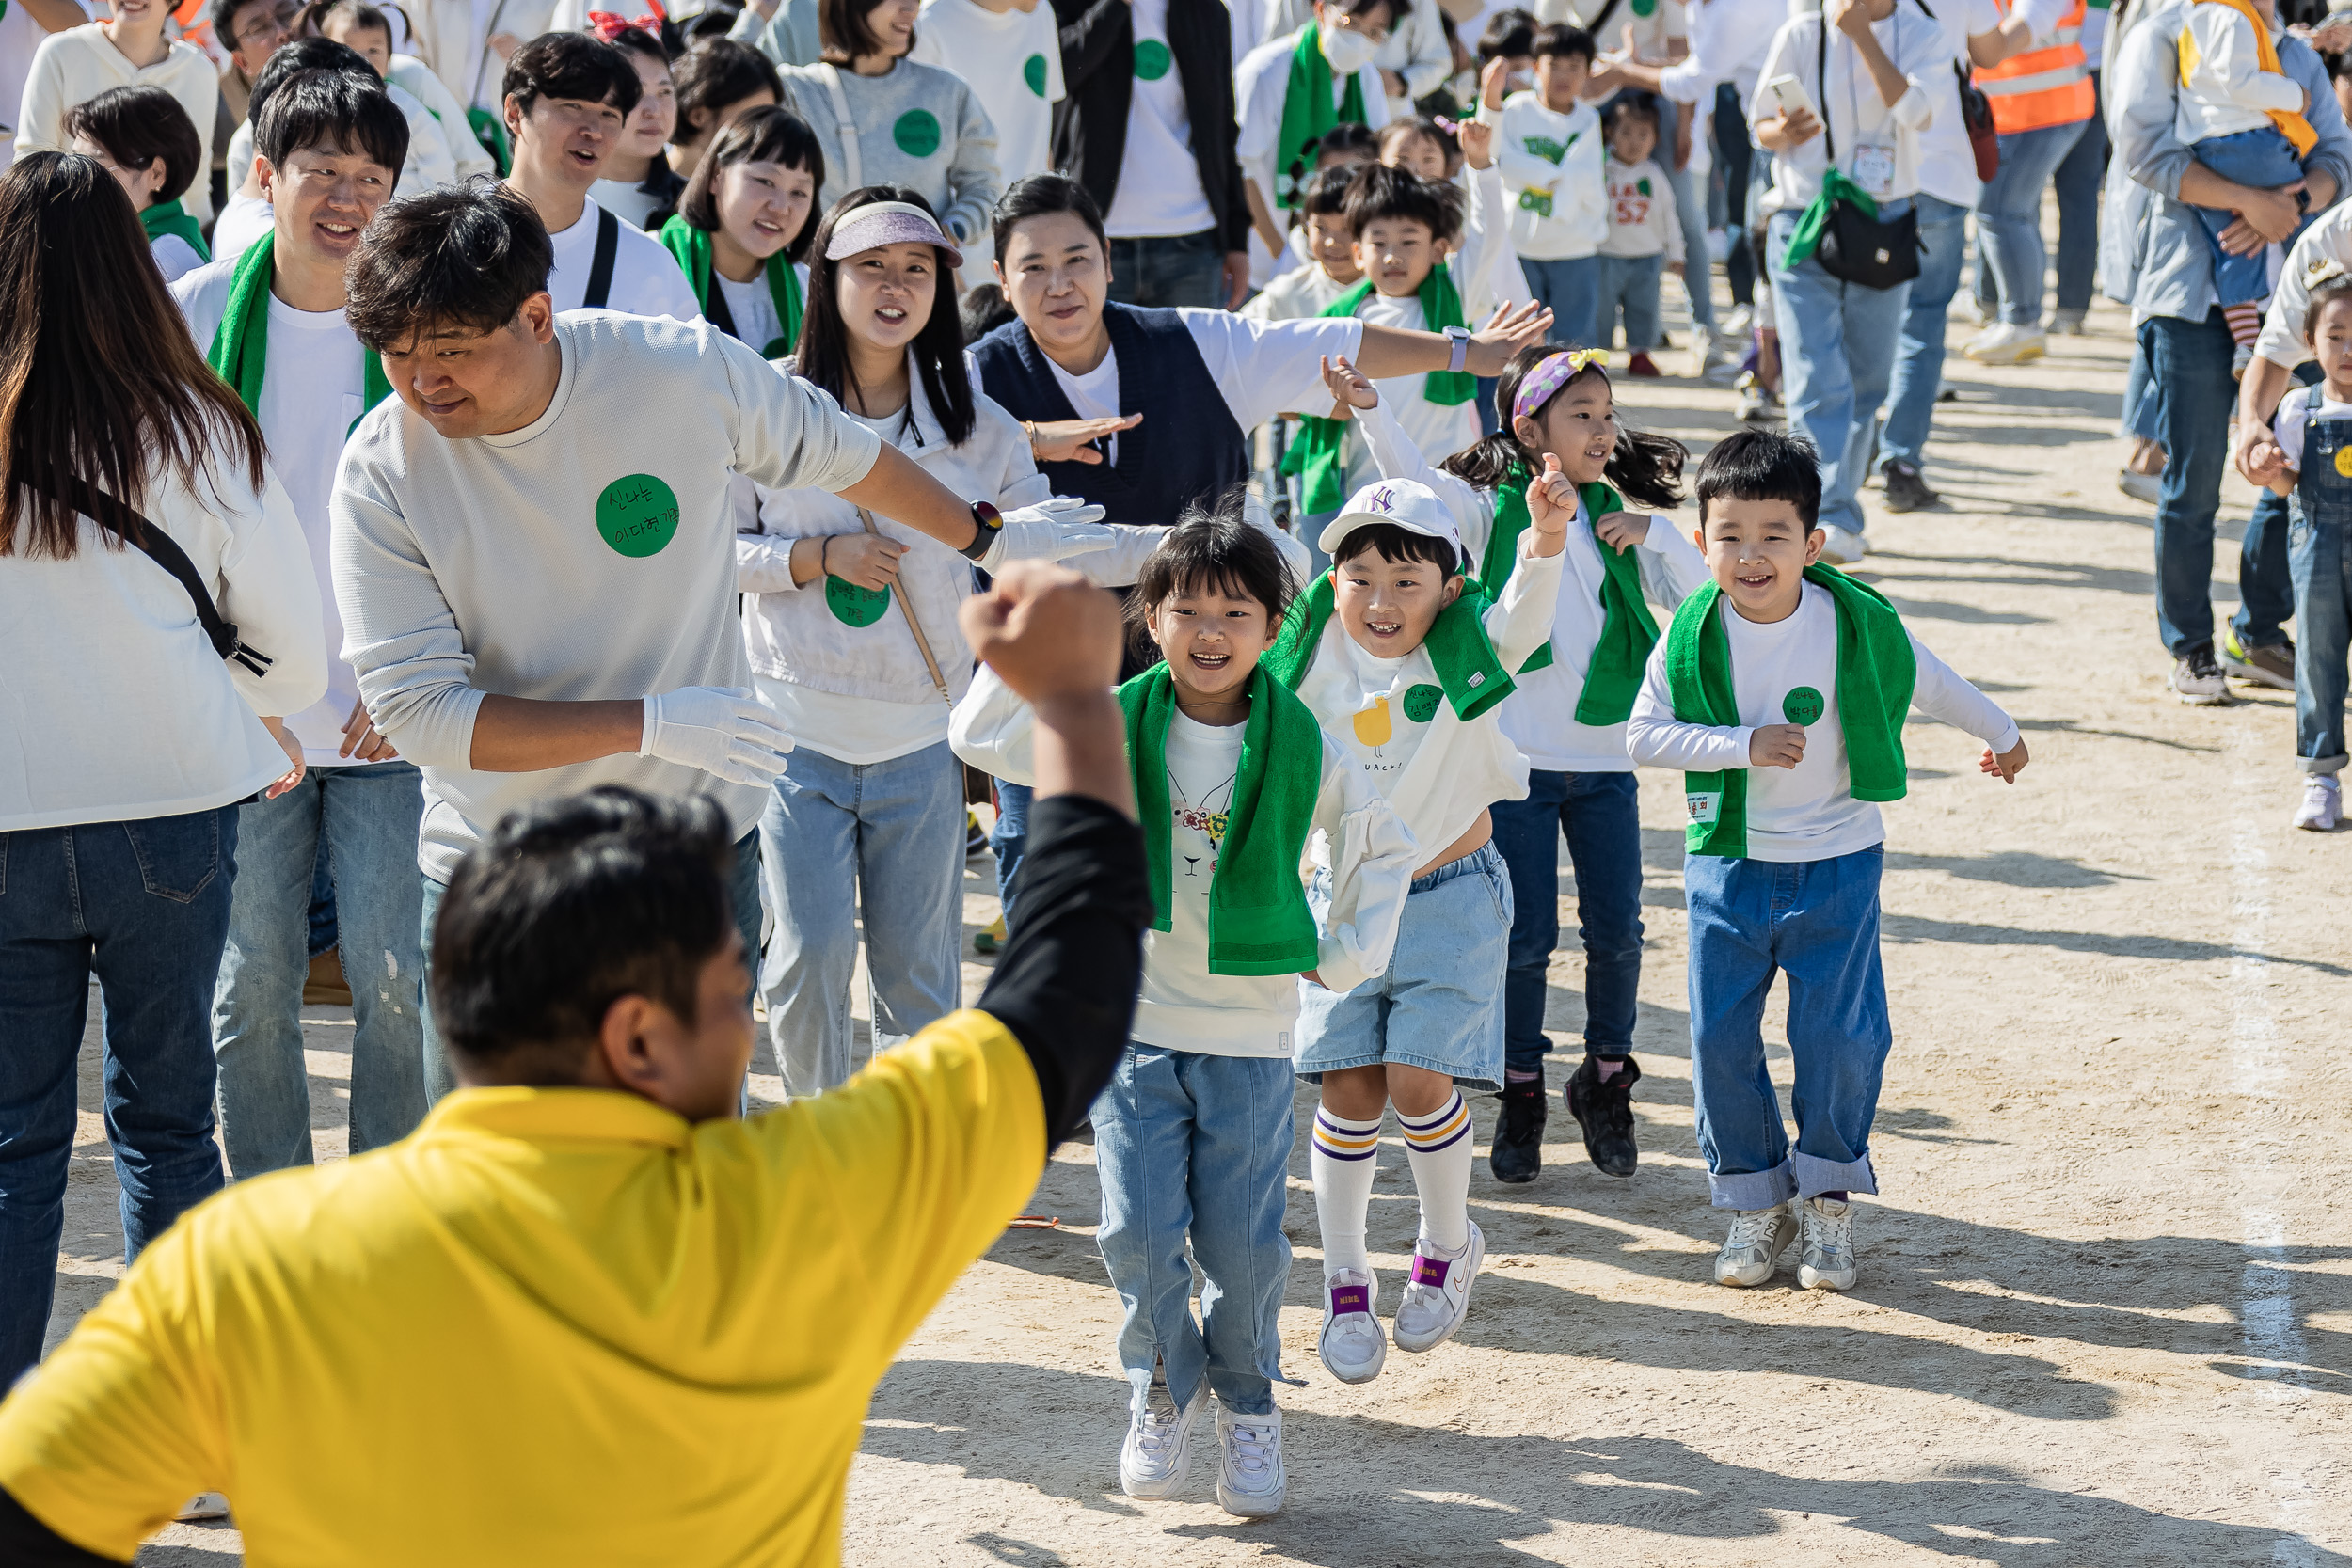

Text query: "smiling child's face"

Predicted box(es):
[1333, 544, 1461, 657]
[1147, 581, 1272, 705]
[1516, 373, 1615, 484]
[1354, 215, 1441, 298]
[1694, 498, 1822, 624]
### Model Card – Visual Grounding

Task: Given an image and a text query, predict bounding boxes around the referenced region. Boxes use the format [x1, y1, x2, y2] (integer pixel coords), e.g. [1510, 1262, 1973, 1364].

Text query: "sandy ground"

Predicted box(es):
[52, 298, 2349, 1566]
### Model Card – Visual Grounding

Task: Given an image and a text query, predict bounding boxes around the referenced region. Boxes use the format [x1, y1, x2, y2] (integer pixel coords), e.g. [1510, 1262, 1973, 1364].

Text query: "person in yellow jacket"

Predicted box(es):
[1964, 0, 2096, 364]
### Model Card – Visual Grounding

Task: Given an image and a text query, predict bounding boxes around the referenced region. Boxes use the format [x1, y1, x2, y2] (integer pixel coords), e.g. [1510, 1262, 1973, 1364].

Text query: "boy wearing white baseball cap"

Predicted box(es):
[1260, 471, 1569, 1386]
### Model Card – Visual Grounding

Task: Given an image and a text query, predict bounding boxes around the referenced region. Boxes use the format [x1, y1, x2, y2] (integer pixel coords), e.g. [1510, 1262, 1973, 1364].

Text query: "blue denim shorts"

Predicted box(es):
[1295, 841, 1512, 1090]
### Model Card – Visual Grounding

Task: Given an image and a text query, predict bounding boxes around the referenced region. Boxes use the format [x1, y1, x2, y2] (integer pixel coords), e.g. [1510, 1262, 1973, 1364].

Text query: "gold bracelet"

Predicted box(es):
[1025, 420, 1040, 455]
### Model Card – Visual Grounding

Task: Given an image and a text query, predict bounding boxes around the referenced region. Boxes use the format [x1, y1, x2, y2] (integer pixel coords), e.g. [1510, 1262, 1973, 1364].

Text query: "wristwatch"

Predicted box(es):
[1443, 325, 1472, 374]
[2297, 186, 2313, 214]
[957, 499, 1005, 562]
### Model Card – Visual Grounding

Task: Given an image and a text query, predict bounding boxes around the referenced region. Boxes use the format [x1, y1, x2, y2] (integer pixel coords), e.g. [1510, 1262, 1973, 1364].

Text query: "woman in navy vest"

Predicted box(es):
[968, 172, 1551, 924]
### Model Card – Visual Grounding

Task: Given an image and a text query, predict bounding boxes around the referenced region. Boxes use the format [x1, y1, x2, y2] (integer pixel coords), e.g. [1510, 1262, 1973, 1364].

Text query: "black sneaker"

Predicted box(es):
[1488, 1078, 1547, 1184]
[1881, 459, 1938, 514]
[1566, 1055, 1641, 1178]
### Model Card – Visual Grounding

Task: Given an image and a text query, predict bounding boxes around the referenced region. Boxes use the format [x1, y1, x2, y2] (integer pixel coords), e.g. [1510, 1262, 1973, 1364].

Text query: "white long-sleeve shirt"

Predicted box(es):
[1656, 0, 1783, 110]
[1486, 92, 1609, 261]
[1354, 399, 1712, 773]
[225, 79, 460, 203]
[2174, 1, 2307, 146]
[13, 24, 218, 221]
[1624, 579, 2022, 862]
[1750, 10, 1942, 213]
[1236, 27, 1393, 283]
[332, 313, 884, 881]
[950, 665, 1418, 1051]
[1, 437, 326, 832]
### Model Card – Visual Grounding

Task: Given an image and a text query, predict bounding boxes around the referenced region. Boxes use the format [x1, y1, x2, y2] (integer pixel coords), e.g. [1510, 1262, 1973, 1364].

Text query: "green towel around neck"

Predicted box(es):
[1120, 661, 1324, 976]
[1263, 565, 1518, 723]
[1275, 24, 1368, 208]
[140, 199, 210, 263]
[206, 232, 392, 434]
[1477, 467, 1661, 721]
[1664, 563, 1917, 858]
[1282, 271, 1473, 515]
[466, 107, 512, 177]
[659, 215, 804, 357]
[1779, 166, 1879, 273]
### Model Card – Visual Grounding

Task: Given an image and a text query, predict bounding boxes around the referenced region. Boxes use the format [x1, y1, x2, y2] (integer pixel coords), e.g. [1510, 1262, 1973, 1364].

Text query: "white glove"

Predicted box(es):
[977, 496, 1115, 571]
[639, 686, 794, 786]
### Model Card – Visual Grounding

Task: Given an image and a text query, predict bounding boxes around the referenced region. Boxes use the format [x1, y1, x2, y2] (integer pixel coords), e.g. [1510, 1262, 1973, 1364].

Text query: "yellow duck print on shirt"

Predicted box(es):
[1353, 694, 1393, 752]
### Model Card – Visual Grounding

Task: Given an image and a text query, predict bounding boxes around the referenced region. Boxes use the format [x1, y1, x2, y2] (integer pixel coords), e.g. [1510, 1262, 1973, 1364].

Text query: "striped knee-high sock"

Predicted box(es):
[2223, 302, 2264, 348]
[1310, 1108, 1383, 1277]
[1399, 1091, 1474, 1255]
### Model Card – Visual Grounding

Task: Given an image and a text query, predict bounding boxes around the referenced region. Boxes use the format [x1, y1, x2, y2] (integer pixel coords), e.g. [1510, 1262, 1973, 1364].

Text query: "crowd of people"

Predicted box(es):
[0, 0, 2344, 1555]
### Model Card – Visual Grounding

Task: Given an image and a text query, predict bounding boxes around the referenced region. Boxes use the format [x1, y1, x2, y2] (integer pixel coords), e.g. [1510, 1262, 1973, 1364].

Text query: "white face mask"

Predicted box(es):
[1321, 20, 1379, 74]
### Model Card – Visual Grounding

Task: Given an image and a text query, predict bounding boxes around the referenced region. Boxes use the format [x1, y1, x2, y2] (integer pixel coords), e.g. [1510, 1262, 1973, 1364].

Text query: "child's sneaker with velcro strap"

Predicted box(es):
[1318, 1269, 1388, 1384]
[1391, 1220, 1485, 1354]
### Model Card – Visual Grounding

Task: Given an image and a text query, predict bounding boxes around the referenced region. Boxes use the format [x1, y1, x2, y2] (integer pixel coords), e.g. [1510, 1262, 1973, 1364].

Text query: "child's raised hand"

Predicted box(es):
[1459, 119, 1494, 170]
[1320, 354, 1378, 417]
[1749, 723, 1806, 769]
[1479, 55, 1512, 110]
[1592, 509, 1650, 553]
[1979, 736, 2030, 783]
[1525, 452, 1577, 554]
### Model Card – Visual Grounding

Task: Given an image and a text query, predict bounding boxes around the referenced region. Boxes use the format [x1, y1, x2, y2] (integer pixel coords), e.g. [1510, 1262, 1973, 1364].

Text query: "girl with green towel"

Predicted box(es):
[951, 499, 1416, 1520]
[64, 86, 210, 283]
[660, 105, 824, 359]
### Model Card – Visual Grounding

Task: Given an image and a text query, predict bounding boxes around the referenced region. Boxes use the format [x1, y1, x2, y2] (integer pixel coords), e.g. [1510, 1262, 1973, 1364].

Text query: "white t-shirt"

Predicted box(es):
[714, 270, 786, 355]
[910, 0, 1065, 184]
[1656, 0, 1783, 109]
[2255, 201, 2352, 369]
[150, 233, 204, 283]
[1105, 0, 1218, 239]
[212, 196, 274, 263]
[2273, 384, 2352, 471]
[1750, 11, 1943, 213]
[1915, 0, 2001, 209]
[1600, 154, 1680, 260]
[1235, 26, 1391, 277]
[588, 177, 668, 230]
[1624, 580, 2022, 862]
[542, 196, 705, 321]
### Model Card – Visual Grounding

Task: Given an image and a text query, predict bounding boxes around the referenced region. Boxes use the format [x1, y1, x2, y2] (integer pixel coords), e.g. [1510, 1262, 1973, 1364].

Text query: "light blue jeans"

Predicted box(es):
[1768, 204, 1915, 536]
[1597, 252, 1666, 352]
[211, 761, 427, 1177]
[1092, 1043, 1295, 1416]
[1685, 847, 1890, 1210]
[1521, 253, 1603, 352]
[759, 739, 963, 1098]
[1880, 194, 1971, 472]
[1975, 119, 2089, 325]
[1649, 93, 1718, 335]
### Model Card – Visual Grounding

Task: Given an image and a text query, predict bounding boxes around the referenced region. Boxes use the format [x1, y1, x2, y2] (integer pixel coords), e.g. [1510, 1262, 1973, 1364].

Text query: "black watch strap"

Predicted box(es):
[958, 500, 1003, 562]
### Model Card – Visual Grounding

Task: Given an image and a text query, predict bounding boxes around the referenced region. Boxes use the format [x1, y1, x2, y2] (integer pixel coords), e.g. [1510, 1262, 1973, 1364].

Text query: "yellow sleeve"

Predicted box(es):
[0, 1224, 227, 1560]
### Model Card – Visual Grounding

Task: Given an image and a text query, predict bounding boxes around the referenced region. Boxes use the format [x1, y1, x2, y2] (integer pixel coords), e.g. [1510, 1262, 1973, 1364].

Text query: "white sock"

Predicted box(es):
[1399, 1090, 1473, 1255]
[1310, 1107, 1383, 1277]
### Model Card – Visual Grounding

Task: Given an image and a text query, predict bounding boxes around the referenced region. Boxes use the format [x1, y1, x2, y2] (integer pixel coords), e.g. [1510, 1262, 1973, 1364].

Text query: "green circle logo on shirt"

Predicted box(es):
[1402, 683, 1444, 724]
[826, 576, 893, 626]
[1783, 685, 1825, 726]
[1630, 0, 1657, 15]
[1025, 52, 1049, 97]
[1133, 39, 1172, 80]
[594, 473, 679, 557]
[893, 108, 942, 158]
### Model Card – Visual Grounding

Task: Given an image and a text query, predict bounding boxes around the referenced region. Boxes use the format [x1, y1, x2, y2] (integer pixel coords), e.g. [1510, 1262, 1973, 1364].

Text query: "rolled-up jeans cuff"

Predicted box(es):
[2301, 753, 2348, 776]
[1708, 1161, 1798, 1211]
[1792, 1150, 1878, 1200]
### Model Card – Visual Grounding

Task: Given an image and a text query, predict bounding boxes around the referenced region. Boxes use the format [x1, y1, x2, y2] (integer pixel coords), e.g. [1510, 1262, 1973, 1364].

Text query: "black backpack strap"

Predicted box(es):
[17, 469, 273, 676]
[703, 264, 739, 340]
[582, 205, 620, 309]
[1817, 17, 1834, 164]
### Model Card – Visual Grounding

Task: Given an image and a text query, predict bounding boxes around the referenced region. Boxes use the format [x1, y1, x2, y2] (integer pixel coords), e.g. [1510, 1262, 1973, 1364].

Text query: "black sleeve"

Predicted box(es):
[976, 793, 1152, 1149]
[0, 1490, 128, 1567]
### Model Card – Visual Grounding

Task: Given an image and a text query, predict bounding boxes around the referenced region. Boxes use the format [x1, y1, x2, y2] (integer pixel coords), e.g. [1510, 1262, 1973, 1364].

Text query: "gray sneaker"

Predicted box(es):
[1713, 1205, 1797, 1287]
[1798, 1197, 1859, 1291]
[1882, 459, 1938, 513]
[2171, 645, 2232, 705]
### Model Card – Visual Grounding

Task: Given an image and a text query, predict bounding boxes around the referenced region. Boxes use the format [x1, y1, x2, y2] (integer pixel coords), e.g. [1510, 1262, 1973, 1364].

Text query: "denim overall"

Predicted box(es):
[2290, 408, 2352, 775]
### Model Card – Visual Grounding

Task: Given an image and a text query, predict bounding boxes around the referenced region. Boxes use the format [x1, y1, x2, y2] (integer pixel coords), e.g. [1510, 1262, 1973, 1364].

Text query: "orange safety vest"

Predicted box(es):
[1973, 0, 2095, 135]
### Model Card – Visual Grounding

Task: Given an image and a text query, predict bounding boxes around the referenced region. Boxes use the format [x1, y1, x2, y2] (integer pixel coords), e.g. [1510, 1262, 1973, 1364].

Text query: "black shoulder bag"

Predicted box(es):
[16, 468, 275, 676]
[1812, 16, 1924, 292]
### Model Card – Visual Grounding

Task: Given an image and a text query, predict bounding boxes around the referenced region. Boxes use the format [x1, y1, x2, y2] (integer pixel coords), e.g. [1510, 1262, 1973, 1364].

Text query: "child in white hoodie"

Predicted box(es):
[1485, 23, 1608, 352]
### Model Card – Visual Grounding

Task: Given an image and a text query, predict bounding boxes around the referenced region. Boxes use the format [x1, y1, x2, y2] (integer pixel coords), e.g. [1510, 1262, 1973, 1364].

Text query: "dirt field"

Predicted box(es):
[64, 302, 2348, 1565]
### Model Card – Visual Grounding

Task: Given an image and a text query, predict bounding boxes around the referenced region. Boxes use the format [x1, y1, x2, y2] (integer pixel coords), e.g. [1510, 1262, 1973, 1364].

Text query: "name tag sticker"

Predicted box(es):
[1686, 791, 1721, 825]
[1851, 143, 1895, 199]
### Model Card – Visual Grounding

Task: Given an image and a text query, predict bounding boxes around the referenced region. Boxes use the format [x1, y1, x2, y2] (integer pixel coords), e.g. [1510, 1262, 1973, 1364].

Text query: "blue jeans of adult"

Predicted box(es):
[2133, 309, 2279, 655]
[758, 740, 963, 1098]
[211, 761, 427, 1179]
[1768, 204, 1915, 537]
[2288, 442, 2352, 772]
[1684, 845, 1889, 1211]
[0, 805, 237, 1385]
[1977, 118, 2088, 325]
[2190, 128, 2310, 308]
[419, 829, 763, 1101]
[1106, 227, 1228, 310]
[1597, 252, 1665, 351]
[1091, 1043, 1293, 1417]
[1880, 194, 1972, 473]
[990, 779, 1029, 928]
[1522, 253, 1603, 352]
[2052, 71, 2106, 314]
[1647, 93, 1718, 336]
[1490, 769, 1644, 1077]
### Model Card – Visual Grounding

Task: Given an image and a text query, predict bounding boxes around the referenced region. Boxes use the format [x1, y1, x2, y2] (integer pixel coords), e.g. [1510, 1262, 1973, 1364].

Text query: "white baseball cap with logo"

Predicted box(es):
[1317, 477, 1467, 566]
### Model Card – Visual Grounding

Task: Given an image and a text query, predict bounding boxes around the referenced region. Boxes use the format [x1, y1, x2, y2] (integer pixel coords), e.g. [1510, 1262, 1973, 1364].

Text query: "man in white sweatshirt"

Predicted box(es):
[333, 182, 1046, 1098]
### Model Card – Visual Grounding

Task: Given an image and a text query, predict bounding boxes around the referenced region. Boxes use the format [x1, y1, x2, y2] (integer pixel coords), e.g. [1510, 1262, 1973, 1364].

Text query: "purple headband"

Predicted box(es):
[824, 200, 965, 269]
[1509, 349, 1609, 425]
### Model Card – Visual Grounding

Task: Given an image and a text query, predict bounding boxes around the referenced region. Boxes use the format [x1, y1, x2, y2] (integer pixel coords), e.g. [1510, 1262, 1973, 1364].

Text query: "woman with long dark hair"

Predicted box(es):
[0, 153, 325, 1387]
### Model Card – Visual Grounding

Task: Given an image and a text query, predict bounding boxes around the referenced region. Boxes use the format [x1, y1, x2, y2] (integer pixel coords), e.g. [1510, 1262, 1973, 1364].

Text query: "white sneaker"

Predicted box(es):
[1964, 322, 2047, 365]
[174, 1493, 230, 1523]
[2294, 776, 2343, 832]
[1819, 525, 1868, 565]
[2117, 467, 2163, 505]
[1798, 1196, 1859, 1291]
[1713, 1204, 1796, 1287]
[1120, 1377, 1209, 1499]
[1392, 1220, 1485, 1354]
[2049, 307, 2088, 336]
[1215, 1402, 1286, 1517]
[1317, 1268, 1388, 1384]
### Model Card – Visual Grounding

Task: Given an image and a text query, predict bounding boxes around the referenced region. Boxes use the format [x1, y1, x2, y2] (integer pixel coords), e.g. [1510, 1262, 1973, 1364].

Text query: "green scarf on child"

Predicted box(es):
[1478, 467, 1661, 722]
[1263, 565, 1517, 723]
[1281, 272, 1474, 515]
[1120, 662, 1324, 976]
[1275, 24, 1367, 208]
[207, 233, 393, 434]
[659, 215, 804, 358]
[1665, 563, 1916, 858]
[1778, 167, 1878, 273]
[140, 199, 210, 263]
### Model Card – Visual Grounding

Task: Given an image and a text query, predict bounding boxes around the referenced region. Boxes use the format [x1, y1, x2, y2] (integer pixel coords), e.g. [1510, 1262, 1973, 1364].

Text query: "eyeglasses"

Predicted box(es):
[233, 4, 297, 48]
